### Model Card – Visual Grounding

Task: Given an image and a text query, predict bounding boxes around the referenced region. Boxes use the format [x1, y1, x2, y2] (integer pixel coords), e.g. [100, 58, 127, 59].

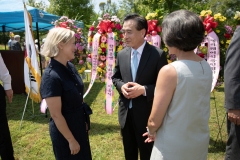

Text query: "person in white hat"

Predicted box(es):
[10, 35, 22, 51]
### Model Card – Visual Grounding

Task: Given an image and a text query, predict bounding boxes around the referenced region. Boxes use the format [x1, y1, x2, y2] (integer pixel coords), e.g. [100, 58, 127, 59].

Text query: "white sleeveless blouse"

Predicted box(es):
[151, 60, 212, 160]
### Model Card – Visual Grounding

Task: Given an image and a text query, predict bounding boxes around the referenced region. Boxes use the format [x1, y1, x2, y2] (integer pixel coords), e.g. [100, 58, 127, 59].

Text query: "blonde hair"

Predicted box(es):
[41, 27, 75, 57]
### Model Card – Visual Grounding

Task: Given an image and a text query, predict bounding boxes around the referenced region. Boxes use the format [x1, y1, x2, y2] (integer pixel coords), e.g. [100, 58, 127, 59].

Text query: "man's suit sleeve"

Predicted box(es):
[112, 54, 125, 94]
[224, 26, 240, 110]
[144, 50, 168, 101]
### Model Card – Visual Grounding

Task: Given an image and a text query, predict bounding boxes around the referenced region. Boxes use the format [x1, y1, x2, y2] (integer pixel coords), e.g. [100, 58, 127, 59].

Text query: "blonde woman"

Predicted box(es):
[40, 28, 92, 160]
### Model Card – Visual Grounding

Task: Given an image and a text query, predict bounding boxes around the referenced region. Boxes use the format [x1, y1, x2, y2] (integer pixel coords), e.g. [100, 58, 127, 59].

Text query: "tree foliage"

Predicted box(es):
[205, 0, 240, 19]
[27, 0, 47, 10]
[118, 0, 240, 22]
[97, 0, 119, 17]
[47, 0, 95, 29]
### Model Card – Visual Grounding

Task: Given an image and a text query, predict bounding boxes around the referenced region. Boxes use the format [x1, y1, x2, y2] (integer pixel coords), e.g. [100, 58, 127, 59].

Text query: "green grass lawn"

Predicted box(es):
[0, 43, 227, 159]
[3, 83, 227, 160]
[0, 44, 8, 50]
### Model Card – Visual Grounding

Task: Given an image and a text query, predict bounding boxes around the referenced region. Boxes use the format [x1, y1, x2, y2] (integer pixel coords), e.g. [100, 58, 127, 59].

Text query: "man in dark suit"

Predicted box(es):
[0, 53, 14, 160]
[10, 35, 22, 51]
[112, 13, 168, 160]
[224, 26, 240, 160]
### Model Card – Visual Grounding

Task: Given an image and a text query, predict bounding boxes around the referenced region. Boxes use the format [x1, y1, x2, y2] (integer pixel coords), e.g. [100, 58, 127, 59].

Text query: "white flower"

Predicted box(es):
[98, 17, 103, 21]
[60, 16, 68, 20]
[115, 18, 120, 23]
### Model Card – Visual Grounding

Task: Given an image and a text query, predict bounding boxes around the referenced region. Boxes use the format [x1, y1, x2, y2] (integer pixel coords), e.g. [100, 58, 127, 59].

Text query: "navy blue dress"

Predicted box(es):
[40, 58, 92, 160]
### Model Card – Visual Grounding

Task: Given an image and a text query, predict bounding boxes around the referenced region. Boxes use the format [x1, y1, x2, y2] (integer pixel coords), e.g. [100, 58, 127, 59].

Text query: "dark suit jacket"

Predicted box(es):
[112, 42, 168, 131]
[224, 26, 240, 110]
[10, 40, 22, 51]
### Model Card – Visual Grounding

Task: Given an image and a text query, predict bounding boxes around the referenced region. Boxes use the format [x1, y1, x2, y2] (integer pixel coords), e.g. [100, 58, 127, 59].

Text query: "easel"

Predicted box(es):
[212, 91, 226, 146]
[19, 71, 45, 129]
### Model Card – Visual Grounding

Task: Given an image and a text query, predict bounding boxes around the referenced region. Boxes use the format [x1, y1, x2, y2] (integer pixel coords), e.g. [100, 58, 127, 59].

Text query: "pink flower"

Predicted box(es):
[101, 36, 107, 43]
[78, 46, 83, 51]
[76, 43, 80, 48]
[145, 35, 151, 42]
[225, 25, 233, 34]
[100, 55, 106, 61]
[79, 60, 84, 65]
[86, 57, 91, 62]
[75, 33, 80, 39]
[103, 13, 110, 19]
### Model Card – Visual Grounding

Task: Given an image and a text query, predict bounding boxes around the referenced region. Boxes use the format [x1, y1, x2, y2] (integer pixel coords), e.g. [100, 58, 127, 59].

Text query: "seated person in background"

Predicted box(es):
[40, 38, 46, 69]
[10, 35, 22, 51]
[35, 39, 39, 52]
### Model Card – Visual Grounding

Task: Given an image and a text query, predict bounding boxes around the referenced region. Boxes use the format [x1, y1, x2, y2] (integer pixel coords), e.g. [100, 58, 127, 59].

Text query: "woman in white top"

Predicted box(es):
[143, 10, 212, 160]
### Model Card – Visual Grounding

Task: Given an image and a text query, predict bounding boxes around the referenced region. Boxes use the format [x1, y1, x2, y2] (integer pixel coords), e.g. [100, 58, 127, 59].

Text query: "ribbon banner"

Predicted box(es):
[206, 31, 220, 92]
[146, 19, 162, 49]
[105, 32, 115, 114]
[83, 33, 101, 98]
[151, 35, 161, 48]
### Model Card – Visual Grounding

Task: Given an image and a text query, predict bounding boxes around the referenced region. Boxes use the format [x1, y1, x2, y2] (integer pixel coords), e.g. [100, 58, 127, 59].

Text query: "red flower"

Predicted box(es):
[60, 22, 68, 28]
[115, 23, 122, 30]
[147, 20, 161, 35]
[203, 14, 218, 33]
[198, 53, 205, 58]
[97, 20, 115, 33]
[224, 33, 231, 39]
[90, 26, 95, 31]
[102, 48, 106, 53]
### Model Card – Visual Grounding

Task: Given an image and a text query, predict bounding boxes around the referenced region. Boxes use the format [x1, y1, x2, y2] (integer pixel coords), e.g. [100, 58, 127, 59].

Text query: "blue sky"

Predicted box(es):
[38, 0, 119, 13]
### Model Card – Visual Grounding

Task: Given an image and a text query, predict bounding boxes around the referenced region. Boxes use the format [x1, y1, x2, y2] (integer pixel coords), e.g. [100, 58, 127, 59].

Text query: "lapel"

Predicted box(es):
[124, 47, 133, 81]
[135, 43, 151, 82]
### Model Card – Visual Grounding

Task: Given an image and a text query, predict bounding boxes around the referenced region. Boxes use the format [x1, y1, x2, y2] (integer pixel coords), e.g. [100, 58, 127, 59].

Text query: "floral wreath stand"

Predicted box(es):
[84, 14, 123, 114]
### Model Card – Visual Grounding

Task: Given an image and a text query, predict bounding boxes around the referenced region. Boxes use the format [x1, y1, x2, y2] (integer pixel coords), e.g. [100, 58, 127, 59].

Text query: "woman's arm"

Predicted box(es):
[147, 64, 177, 135]
[45, 97, 80, 155]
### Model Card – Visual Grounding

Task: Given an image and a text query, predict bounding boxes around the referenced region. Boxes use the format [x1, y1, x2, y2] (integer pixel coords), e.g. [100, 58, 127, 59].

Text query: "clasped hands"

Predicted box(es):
[121, 82, 145, 99]
[228, 109, 240, 125]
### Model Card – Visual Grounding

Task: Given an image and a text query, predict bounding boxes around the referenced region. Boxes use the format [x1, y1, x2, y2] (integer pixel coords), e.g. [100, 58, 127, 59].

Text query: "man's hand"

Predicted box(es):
[121, 83, 131, 99]
[126, 82, 145, 99]
[5, 89, 13, 103]
[228, 109, 240, 125]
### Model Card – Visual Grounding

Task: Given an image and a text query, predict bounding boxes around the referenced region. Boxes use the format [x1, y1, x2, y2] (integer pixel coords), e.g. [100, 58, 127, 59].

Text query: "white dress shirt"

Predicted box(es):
[0, 53, 12, 90]
[131, 41, 146, 65]
[131, 41, 147, 96]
